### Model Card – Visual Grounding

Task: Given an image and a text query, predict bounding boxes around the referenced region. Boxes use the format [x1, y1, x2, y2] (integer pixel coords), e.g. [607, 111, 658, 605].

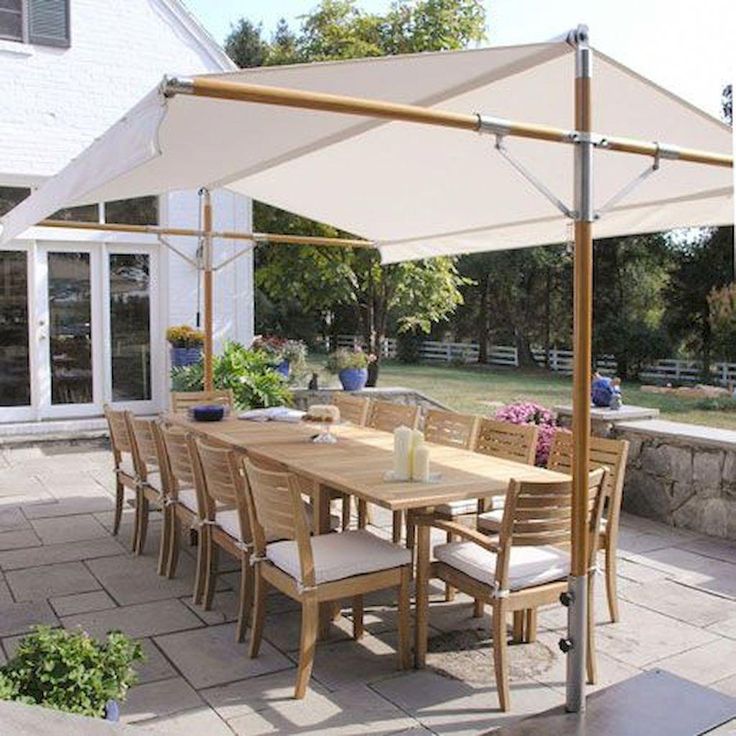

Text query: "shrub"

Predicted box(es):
[495, 401, 562, 466]
[0, 626, 143, 719]
[165, 325, 204, 348]
[251, 336, 308, 374]
[171, 341, 292, 409]
[396, 333, 423, 364]
[325, 347, 375, 373]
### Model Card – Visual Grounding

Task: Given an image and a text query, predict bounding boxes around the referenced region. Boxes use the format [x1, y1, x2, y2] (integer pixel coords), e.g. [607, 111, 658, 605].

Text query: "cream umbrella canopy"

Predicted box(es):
[0, 26, 732, 712]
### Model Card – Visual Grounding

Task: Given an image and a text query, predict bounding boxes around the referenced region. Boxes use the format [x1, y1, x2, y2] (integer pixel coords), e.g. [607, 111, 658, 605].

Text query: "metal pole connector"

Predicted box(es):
[162, 75, 195, 97]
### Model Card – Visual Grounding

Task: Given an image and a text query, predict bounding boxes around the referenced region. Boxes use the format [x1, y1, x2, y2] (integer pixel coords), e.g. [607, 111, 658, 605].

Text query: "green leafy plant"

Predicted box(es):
[171, 341, 292, 409]
[0, 626, 143, 718]
[165, 325, 205, 348]
[325, 347, 375, 373]
[251, 336, 308, 374]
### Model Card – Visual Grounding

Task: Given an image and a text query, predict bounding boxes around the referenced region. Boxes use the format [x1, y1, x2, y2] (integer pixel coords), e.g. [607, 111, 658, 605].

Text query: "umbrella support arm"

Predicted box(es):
[156, 235, 199, 268]
[595, 154, 663, 218]
[213, 244, 255, 272]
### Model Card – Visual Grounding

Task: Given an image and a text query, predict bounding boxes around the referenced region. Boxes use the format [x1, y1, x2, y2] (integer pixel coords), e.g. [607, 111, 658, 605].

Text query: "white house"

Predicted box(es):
[0, 0, 254, 426]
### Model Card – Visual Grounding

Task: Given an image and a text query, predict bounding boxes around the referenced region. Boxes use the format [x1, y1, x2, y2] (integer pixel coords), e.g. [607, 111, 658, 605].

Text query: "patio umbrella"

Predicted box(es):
[0, 26, 732, 712]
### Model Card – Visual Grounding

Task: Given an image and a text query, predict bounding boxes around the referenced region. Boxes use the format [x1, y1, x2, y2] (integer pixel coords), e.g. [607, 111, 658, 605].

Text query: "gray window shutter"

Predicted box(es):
[28, 0, 70, 48]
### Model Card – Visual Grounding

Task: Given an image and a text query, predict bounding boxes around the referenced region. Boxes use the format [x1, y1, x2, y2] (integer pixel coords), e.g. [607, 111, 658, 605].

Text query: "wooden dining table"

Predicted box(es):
[167, 413, 570, 667]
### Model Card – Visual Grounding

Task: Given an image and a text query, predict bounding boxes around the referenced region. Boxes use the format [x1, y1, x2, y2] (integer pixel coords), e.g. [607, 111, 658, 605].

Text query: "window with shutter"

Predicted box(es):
[28, 0, 69, 48]
[0, 0, 23, 42]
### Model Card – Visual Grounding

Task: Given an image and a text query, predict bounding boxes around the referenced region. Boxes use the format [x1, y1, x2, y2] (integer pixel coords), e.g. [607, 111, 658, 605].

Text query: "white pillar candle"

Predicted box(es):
[410, 429, 424, 476]
[412, 443, 431, 483]
[393, 425, 412, 481]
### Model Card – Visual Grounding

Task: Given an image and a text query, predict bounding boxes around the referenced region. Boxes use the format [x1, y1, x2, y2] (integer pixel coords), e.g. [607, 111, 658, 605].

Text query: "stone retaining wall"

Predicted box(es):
[291, 386, 451, 413]
[612, 420, 736, 539]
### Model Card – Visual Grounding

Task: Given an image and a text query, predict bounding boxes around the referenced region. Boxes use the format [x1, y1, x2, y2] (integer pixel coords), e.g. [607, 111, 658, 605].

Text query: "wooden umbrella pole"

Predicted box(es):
[38, 219, 373, 248]
[162, 76, 733, 169]
[202, 189, 214, 392]
[566, 25, 594, 714]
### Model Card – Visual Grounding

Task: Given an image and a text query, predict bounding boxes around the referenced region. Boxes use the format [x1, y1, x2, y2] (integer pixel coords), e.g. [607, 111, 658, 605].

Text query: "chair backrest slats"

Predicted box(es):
[160, 425, 196, 493]
[368, 401, 420, 433]
[475, 418, 538, 465]
[242, 459, 316, 587]
[171, 389, 234, 414]
[104, 405, 133, 458]
[128, 416, 162, 481]
[332, 394, 371, 426]
[423, 409, 479, 450]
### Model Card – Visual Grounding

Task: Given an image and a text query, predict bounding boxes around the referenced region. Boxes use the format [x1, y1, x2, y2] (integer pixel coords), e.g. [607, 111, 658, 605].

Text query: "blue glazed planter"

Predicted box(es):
[339, 368, 368, 391]
[171, 347, 202, 368]
[275, 360, 290, 378]
[104, 700, 120, 722]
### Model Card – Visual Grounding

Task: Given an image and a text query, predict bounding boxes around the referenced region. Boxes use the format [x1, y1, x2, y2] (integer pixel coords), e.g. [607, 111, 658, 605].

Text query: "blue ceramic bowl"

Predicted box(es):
[190, 404, 225, 422]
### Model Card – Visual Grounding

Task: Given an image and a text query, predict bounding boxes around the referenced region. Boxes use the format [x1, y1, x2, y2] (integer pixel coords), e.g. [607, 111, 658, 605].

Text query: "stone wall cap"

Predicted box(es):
[615, 419, 736, 450]
[554, 404, 660, 421]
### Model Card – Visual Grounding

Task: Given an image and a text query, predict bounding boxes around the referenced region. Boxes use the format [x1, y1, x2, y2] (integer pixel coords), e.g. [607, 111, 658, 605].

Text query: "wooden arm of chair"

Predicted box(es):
[412, 513, 500, 552]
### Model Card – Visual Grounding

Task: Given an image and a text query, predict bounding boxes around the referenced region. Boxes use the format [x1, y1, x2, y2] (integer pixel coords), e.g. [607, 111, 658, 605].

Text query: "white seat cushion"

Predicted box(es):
[177, 488, 198, 513]
[216, 509, 242, 540]
[266, 529, 411, 585]
[117, 456, 136, 478]
[145, 470, 163, 493]
[434, 541, 570, 591]
[435, 499, 479, 516]
[477, 508, 503, 532]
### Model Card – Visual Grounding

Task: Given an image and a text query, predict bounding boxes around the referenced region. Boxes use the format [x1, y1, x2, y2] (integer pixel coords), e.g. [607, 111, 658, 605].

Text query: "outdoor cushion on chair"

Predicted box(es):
[477, 508, 504, 532]
[118, 457, 136, 477]
[266, 529, 411, 585]
[435, 499, 479, 516]
[434, 540, 570, 590]
[144, 470, 163, 493]
[177, 488, 199, 513]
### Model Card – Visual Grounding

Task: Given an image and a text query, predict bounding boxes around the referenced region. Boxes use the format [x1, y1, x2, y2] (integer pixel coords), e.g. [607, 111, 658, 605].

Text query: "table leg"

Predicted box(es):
[314, 483, 334, 638]
[414, 520, 430, 668]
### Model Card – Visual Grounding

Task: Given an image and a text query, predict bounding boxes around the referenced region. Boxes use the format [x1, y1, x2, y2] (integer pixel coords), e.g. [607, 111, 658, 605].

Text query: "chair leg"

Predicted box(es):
[445, 532, 456, 602]
[131, 486, 142, 553]
[392, 511, 403, 543]
[352, 595, 364, 640]
[157, 503, 171, 576]
[587, 572, 598, 685]
[357, 500, 368, 529]
[167, 514, 181, 579]
[192, 524, 207, 605]
[512, 610, 525, 643]
[473, 599, 484, 618]
[341, 494, 351, 530]
[203, 537, 219, 610]
[112, 477, 124, 536]
[249, 570, 267, 657]
[605, 545, 620, 623]
[237, 555, 254, 643]
[492, 601, 510, 712]
[295, 596, 319, 699]
[135, 496, 150, 556]
[397, 566, 411, 670]
[525, 608, 538, 643]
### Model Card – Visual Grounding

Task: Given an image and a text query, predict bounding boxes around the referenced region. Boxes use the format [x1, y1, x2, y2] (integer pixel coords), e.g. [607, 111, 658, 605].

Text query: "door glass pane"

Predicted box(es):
[110, 254, 151, 401]
[0, 251, 30, 406]
[48, 252, 93, 404]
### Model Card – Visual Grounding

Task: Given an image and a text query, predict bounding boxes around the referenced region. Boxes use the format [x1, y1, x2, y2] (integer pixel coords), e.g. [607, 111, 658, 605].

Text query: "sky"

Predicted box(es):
[182, 0, 734, 119]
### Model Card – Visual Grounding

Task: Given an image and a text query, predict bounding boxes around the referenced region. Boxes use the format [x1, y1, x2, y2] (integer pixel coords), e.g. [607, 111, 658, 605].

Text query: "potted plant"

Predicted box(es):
[326, 347, 375, 391]
[251, 336, 307, 379]
[166, 325, 204, 368]
[0, 626, 144, 721]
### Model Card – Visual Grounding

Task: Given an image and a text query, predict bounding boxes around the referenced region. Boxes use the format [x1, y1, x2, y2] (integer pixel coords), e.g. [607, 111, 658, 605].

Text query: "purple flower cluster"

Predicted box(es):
[495, 401, 565, 466]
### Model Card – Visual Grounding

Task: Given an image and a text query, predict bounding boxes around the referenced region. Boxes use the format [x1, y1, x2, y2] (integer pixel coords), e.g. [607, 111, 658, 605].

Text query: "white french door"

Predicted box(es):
[0, 241, 160, 423]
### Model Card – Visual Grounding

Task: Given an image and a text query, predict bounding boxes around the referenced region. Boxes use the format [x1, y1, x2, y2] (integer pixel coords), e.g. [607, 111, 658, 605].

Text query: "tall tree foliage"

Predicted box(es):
[226, 1, 486, 384]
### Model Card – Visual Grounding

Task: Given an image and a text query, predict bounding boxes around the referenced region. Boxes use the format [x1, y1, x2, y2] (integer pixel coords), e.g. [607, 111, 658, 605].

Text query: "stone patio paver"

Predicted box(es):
[154, 623, 294, 690]
[61, 598, 204, 640]
[30, 514, 109, 545]
[5, 560, 100, 602]
[2, 439, 736, 735]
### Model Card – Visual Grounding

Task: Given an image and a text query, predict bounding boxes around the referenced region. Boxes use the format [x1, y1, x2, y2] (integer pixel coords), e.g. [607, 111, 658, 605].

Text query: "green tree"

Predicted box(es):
[665, 227, 734, 378]
[225, 0, 487, 384]
[708, 282, 736, 361]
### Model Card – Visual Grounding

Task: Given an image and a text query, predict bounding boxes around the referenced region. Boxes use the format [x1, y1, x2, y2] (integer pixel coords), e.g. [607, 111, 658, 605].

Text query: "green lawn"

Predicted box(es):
[306, 359, 736, 430]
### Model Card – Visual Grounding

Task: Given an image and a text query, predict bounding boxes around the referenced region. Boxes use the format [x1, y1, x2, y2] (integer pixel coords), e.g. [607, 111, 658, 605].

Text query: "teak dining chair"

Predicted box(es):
[366, 400, 421, 540]
[189, 438, 254, 642]
[103, 405, 138, 546]
[170, 389, 234, 414]
[128, 416, 169, 567]
[415, 468, 607, 711]
[545, 431, 630, 622]
[332, 393, 372, 426]
[159, 424, 207, 600]
[242, 459, 412, 699]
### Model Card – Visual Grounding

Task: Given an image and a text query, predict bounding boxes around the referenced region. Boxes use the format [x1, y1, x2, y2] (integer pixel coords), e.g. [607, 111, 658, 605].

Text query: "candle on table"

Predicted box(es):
[412, 442, 431, 482]
[393, 425, 412, 481]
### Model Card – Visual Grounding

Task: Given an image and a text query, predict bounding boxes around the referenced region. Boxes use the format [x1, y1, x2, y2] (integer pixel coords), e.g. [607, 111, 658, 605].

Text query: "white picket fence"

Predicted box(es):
[329, 335, 736, 386]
